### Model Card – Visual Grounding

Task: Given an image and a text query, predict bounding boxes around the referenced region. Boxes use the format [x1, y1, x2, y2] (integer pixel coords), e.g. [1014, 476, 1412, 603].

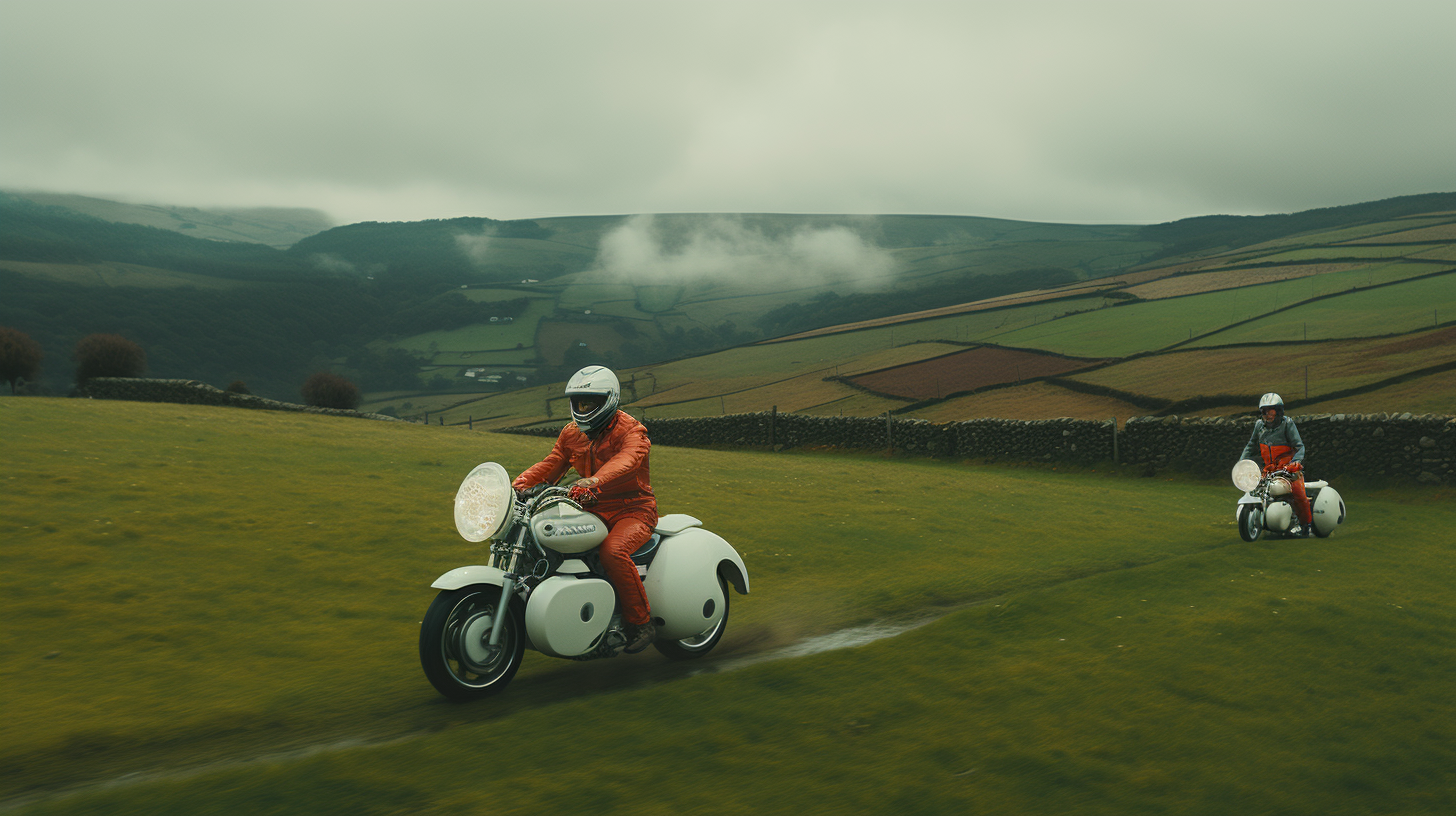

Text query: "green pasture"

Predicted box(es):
[1249, 245, 1438, 263]
[459, 288, 553, 304]
[1222, 216, 1456, 255]
[1190, 271, 1456, 347]
[4, 398, 1453, 814]
[389, 299, 554, 357]
[1069, 327, 1456, 404]
[990, 263, 1446, 358]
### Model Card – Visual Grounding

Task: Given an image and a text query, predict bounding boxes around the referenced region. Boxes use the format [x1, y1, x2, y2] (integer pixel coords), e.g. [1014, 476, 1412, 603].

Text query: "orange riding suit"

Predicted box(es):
[1240, 415, 1312, 526]
[512, 412, 657, 627]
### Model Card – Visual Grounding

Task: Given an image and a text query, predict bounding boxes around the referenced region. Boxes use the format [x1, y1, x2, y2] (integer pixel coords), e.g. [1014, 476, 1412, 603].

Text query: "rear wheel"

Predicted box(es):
[419, 584, 524, 702]
[654, 578, 730, 660]
[1237, 504, 1264, 542]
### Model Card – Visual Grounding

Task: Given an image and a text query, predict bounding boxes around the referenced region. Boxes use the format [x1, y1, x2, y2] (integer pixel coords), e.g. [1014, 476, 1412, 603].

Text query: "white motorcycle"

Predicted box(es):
[1231, 459, 1346, 542]
[420, 462, 750, 702]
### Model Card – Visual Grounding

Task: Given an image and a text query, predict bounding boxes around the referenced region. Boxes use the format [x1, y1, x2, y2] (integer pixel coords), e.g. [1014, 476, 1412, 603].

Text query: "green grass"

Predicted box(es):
[1190, 271, 1456, 346]
[389, 298, 555, 357]
[4, 398, 1455, 814]
[990, 264, 1450, 357]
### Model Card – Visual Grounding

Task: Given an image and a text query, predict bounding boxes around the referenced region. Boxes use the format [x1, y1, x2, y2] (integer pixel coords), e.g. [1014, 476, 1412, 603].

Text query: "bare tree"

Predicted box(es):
[0, 327, 43, 394]
[74, 334, 147, 385]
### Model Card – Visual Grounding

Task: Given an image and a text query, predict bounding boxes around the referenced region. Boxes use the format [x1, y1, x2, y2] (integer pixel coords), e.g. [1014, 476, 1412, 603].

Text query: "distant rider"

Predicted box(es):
[512, 366, 659, 652]
[1239, 392, 1313, 536]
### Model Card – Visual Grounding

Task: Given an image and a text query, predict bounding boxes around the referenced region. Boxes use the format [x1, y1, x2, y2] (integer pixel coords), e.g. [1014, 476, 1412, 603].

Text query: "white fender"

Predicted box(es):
[643, 527, 750, 641]
[1311, 484, 1346, 536]
[431, 564, 509, 591]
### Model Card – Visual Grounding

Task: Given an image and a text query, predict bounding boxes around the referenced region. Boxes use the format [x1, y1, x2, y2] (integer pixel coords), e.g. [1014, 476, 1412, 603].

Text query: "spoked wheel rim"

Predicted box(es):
[437, 590, 519, 690]
[1239, 505, 1264, 542]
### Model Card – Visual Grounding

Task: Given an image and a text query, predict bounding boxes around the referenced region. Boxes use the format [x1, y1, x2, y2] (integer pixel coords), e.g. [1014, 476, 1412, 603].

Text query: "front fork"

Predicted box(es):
[486, 526, 528, 652]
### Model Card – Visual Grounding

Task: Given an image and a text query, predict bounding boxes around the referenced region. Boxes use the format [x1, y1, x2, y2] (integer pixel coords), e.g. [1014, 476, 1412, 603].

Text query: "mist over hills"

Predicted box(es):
[3, 188, 1454, 404]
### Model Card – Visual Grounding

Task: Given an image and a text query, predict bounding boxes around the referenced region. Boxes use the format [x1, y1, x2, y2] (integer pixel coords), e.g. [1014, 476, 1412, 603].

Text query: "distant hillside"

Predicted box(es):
[4, 189, 1454, 412]
[3, 190, 332, 248]
[1138, 192, 1456, 260]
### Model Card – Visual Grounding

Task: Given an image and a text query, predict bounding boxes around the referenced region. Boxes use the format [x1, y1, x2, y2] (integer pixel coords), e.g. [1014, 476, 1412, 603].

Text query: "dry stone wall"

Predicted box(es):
[80, 378, 400, 421]
[508, 410, 1455, 484]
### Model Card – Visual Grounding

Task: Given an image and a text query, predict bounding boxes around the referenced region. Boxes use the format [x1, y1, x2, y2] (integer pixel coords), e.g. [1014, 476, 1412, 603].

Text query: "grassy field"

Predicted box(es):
[4, 398, 1454, 814]
[1190, 272, 1456, 347]
[1068, 327, 1456, 407]
[0, 260, 249, 290]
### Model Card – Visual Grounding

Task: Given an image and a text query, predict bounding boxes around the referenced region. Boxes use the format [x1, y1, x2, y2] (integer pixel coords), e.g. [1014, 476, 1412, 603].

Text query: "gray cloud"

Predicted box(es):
[2, 1, 1454, 227]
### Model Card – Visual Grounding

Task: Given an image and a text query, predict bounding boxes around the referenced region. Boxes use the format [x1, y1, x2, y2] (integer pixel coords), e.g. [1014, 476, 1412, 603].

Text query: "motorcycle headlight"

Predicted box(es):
[1231, 460, 1261, 493]
[454, 462, 513, 542]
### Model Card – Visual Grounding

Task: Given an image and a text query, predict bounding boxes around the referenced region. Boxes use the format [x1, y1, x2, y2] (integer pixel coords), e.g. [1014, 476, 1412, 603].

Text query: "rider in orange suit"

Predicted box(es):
[512, 366, 659, 652]
[1239, 392, 1313, 536]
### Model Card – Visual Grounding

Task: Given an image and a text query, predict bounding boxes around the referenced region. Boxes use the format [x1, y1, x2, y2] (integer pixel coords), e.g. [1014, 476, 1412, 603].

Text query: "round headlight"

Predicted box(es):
[1231, 459, 1261, 493]
[454, 462, 513, 542]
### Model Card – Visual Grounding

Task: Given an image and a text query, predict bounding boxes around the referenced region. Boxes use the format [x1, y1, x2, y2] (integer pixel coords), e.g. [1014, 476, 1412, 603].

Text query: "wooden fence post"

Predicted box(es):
[885, 411, 894, 455]
[770, 405, 777, 448]
[1112, 417, 1119, 464]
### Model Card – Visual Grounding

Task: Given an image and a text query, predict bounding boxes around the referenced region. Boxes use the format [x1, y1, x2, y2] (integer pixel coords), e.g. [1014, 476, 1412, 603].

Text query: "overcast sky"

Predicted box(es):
[3, 1, 1454, 227]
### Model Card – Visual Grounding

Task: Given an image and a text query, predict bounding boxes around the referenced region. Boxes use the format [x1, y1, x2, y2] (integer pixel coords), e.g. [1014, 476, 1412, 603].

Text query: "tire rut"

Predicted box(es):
[0, 545, 1228, 813]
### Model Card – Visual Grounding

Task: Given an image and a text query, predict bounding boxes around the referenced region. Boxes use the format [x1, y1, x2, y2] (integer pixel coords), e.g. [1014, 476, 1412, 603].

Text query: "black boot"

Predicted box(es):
[624, 620, 657, 654]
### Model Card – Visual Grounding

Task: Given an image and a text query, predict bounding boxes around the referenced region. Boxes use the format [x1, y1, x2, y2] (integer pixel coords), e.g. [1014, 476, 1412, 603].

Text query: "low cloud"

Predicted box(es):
[455, 230, 492, 267]
[594, 215, 896, 290]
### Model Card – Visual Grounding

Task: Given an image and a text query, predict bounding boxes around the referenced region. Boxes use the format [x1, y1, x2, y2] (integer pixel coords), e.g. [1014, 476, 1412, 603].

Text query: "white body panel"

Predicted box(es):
[431, 564, 508, 591]
[524, 576, 616, 657]
[644, 527, 750, 640]
[1263, 502, 1294, 532]
[1311, 485, 1345, 535]
[531, 502, 608, 554]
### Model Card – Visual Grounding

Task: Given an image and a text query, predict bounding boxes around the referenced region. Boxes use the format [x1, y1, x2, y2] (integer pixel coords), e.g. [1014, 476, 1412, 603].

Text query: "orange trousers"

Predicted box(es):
[597, 506, 656, 626]
[1288, 475, 1312, 527]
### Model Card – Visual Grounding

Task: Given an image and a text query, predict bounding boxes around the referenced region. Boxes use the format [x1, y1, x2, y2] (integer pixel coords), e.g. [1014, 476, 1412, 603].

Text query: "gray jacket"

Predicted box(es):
[1240, 416, 1305, 465]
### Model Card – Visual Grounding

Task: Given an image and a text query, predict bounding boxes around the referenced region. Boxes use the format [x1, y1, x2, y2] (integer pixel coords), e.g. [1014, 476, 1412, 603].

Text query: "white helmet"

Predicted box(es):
[1258, 392, 1284, 421]
[565, 365, 620, 435]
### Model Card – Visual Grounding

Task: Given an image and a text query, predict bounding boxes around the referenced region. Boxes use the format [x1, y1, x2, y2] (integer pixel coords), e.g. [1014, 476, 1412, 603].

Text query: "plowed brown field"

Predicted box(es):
[850, 346, 1103, 400]
[905, 381, 1143, 425]
[1123, 263, 1366, 300]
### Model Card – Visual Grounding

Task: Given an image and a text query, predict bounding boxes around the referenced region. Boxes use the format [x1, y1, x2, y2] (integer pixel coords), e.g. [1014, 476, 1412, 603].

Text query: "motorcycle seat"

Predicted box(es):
[654, 513, 702, 534]
[1305, 479, 1328, 489]
[630, 533, 661, 565]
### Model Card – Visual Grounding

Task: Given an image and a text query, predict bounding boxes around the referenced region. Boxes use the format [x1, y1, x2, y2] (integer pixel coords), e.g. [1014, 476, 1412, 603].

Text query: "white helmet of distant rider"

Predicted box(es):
[566, 365, 620, 435]
[1258, 392, 1284, 424]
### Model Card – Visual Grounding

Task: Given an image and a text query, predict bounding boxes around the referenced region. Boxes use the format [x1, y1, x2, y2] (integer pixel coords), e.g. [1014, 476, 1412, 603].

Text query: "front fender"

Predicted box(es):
[431, 565, 509, 591]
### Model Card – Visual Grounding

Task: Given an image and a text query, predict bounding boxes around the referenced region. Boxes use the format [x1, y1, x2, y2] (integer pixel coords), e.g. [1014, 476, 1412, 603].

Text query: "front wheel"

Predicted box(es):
[420, 584, 525, 702]
[1237, 504, 1264, 542]
[654, 578, 730, 660]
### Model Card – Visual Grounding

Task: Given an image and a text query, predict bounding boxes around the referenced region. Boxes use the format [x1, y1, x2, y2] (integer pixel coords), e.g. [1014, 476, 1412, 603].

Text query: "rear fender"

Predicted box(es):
[644, 527, 750, 641]
[431, 565, 509, 591]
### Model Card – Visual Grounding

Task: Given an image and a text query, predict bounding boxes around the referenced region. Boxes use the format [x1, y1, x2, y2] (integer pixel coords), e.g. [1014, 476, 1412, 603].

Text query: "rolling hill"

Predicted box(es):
[4, 188, 1455, 420]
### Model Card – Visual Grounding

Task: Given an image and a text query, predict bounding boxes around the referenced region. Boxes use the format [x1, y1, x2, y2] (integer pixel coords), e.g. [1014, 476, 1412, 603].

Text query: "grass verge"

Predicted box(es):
[3, 398, 1452, 813]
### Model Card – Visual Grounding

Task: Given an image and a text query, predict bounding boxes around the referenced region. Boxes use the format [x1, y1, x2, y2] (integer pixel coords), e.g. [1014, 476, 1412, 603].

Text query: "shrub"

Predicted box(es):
[301, 372, 361, 410]
[74, 333, 146, 385]
[0, 326, 43, 394]
[225, 380, 252, 395]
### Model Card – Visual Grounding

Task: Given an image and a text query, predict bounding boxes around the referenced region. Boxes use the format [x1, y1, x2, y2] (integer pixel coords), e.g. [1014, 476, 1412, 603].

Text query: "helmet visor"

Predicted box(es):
[572, 395, 607, 416]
